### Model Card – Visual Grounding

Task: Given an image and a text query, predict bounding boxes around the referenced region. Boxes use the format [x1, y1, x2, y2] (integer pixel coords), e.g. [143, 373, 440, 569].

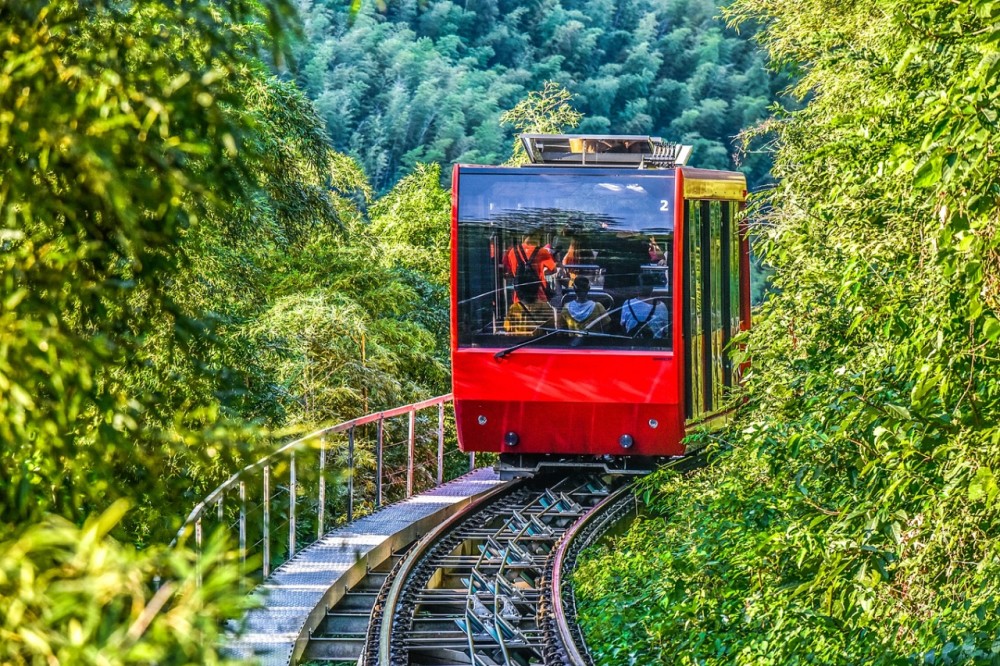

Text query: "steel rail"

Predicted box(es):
[360, 474, 632, 666]
[549, 483, 637, 665]
[375, 478, 527, 665]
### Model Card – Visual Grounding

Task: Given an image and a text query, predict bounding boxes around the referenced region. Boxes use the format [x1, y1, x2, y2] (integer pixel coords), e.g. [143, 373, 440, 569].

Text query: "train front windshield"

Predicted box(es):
[456, 168, 675, 350]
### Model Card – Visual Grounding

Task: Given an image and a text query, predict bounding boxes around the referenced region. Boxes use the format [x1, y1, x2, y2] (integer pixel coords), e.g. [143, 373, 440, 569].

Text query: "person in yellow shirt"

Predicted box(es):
[504, 281, 554, 336]
[560, 277, 607, 336]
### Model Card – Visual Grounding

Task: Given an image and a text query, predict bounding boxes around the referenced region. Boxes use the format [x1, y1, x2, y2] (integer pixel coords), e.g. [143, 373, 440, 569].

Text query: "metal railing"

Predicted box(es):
[174, 394, 475, 581]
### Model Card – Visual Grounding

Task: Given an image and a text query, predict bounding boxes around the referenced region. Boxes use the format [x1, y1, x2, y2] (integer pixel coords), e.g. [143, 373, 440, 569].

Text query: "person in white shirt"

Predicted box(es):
[621, 298, 669, 338]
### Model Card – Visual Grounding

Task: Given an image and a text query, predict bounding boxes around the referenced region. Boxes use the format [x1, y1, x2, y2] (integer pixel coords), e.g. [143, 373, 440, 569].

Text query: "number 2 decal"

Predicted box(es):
[660, 199, 670, 212]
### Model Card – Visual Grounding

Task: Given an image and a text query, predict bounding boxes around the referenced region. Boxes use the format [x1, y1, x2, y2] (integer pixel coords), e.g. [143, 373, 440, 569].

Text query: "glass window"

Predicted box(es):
[685, 198, 744, 422]
[685, 200, 704, 420]
[456, 169, 676, 350]
[709, 201, 724, 409]
[730, 205, 743, 341]
[721, 201, 733, 390]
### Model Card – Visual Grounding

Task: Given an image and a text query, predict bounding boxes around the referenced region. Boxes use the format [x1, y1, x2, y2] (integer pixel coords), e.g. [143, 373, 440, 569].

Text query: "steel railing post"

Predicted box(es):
[348, 426, 355, 522]
[263, 464, 271, 579]
[289, 451, 297, 558]
[239, 480, 247, 583]
[437, 403, 445, 486]
[469, 451, 476, 472]
[318, 436, 326, 539]
[174, 395, 453, 598]
[376, 418, 384, 507]
[407, 410, 416, 497]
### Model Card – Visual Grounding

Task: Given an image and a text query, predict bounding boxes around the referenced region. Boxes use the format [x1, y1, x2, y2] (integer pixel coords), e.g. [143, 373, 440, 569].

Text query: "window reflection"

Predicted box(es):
[456, 170, 675, 350]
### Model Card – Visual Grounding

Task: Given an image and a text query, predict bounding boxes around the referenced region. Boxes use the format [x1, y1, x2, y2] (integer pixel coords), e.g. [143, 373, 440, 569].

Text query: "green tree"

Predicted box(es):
[575, 0, 1000, 663]
[500, 81, 583, 165]
[292, 0, 780, 190]
[247, 159, 451, 428]
[0, 0, 305, 660]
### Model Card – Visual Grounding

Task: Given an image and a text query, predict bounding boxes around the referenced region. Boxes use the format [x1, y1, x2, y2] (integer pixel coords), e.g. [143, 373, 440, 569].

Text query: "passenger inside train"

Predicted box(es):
[621, 297, 670, 338]
[503, 279, 554, 336]
[559, 276, 608, 338]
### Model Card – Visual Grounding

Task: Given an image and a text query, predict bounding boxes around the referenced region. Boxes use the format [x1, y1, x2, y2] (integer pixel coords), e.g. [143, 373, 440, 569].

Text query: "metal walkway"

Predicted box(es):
[225, 467, 505, 665]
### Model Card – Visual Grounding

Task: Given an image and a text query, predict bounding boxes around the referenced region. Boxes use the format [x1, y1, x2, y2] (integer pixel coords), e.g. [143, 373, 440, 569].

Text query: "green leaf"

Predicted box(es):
[969, 467, 995, 502]
[913, 156, 943, 188]
[885, 404, 911, 421]
[984, 317, 1000, 342]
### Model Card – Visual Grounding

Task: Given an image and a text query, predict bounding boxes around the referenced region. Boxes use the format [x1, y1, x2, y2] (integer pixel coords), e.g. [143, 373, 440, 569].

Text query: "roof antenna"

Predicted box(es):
[642, 140, 692, 168]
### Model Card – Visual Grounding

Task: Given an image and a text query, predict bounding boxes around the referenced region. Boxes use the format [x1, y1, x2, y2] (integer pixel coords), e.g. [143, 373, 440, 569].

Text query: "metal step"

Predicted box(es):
[301, 635, 366, 660]
[315, 610, 371, 635]
[354, 571, 389, 591]
[337, 590, 378, 611]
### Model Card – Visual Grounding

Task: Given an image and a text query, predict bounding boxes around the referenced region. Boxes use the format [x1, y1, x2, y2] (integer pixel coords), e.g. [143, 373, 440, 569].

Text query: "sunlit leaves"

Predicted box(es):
[244, 159, 451, 429]
[500, 81, 582, 165]
[0, 503, 246, 665]
[1, 0, 293, 661]
[577, 0, 1000, 663]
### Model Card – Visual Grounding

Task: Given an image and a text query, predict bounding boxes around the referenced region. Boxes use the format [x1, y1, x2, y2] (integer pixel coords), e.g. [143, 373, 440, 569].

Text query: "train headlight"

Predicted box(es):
[648, 419, 659, 429]
[477, 415, 487, 425]
[504, 432, 520, 447]
[619, 434, 634, 449]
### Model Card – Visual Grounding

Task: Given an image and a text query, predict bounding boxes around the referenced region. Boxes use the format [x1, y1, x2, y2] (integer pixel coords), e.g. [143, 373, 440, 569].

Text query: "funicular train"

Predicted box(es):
[450, 134, 750, 476]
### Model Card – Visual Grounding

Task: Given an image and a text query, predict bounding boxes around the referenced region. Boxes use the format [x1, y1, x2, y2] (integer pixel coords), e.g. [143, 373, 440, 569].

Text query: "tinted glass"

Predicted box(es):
[685, 200, 704, 420]
[709, 201, 724, 408]
[456, 169, 675, 350]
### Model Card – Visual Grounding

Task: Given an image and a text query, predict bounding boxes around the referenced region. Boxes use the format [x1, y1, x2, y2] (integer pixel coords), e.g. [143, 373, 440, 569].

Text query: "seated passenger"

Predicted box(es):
[648, 236, 665, 264]
[504, 281, 554, 336]
[560, 277, 608, 336]
[621, 297, 669, 338]
[504, 230, 557, 303]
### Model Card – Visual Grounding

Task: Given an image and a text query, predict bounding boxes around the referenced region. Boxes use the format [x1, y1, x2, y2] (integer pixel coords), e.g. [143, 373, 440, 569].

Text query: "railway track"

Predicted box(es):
[300, 473, 636, 666]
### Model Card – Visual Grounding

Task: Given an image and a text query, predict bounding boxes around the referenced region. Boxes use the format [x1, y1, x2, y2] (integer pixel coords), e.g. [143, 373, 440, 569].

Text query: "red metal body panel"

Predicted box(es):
[453, 348, 684, 455]
[450, 164, 688, 457]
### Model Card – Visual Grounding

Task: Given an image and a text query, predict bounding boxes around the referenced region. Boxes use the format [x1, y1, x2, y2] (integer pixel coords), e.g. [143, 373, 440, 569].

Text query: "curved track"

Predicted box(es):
[338, 474, 637, 666]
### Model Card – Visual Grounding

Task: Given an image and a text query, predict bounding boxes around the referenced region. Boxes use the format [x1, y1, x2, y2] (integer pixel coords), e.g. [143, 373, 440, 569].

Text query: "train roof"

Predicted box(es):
[455, 162, 748, 202]
[519, 133, 692, 168]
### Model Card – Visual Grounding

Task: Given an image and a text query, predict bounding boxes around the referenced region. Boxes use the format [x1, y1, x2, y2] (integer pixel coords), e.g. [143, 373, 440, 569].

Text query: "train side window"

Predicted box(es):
[731, 204, 744, 355]
[684, 199, 705, 420]
[686, 198, 746, 422]
[699, 200, 714, 413]
[707, 202, 722, 409]
[721, 201, 733, 390]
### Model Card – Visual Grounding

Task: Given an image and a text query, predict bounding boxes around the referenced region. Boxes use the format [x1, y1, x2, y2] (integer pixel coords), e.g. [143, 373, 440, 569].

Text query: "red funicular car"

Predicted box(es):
[451, 134, 750, 476]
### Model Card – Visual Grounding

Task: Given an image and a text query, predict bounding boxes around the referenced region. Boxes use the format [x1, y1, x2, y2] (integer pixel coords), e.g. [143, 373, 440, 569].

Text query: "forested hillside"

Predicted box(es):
[0, 1, 451, 660]
[575, 0, 1000, 663]
[292, 0, 778, 190]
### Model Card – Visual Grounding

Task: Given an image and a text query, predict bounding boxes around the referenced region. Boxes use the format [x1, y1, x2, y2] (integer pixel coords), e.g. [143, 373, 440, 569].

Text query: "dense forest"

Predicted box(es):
[291, 0, 779, 191]
[575, 0, 1000, 663]
[0, 1, 453, 660]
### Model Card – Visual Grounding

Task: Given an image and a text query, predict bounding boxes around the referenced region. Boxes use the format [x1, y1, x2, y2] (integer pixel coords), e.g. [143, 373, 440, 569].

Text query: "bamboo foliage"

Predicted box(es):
[575, 1, 1000, 664]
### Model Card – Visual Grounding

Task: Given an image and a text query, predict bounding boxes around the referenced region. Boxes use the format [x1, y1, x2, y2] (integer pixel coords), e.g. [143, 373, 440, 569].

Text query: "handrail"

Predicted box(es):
[173, 394, 468, 583]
